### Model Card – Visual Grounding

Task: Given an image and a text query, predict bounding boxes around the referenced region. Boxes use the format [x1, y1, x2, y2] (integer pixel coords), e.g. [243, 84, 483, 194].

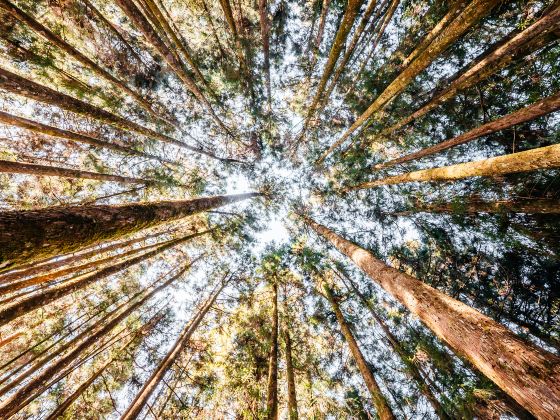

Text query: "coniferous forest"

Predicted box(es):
[0, 0, 559, 418]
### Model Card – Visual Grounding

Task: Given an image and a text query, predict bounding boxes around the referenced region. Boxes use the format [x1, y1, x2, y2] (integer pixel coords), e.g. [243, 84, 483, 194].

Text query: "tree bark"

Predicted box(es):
[345, 143, 560, 190]
[0, 110, 174, 164]
[375, 91, 560, 169]
[0, 231, 210, 327]
[0, 159, 151, 185]
[284, 325, 298, 419]
[308, 0, 331, 73]
[0, 262, 194, 418]
[404, 197, 560, 215]
[259, 0, 272, 113]
[322, 284, 395, 419]
[318, 0, 501, 162]
[266, 283, 279, 419]
[120, 277, 227, 419]
[302, 215, 560, 419]
[0, 192, 259, 268]
[0, 0, 173, 127]
[381, 4, 560, 136]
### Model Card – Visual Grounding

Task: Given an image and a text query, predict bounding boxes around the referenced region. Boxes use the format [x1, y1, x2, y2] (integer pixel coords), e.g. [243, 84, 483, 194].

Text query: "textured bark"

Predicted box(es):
[120, 279, 226, 419]
[0, 231, 210, 327]
[323, 284, 395, 419]
[319, 0, 501, 162]
[0, 160, 150, 185]
[0, 0, 172, 126]
[284, 325, 298, 419]
[336, 270, 449, 419]
[0, 192, 259, 268]
[303, 215, 560, 419]
[375, 91, 560, 169]
[405, 198, 560, 215]
[347, 143, 560, 190]
[381, 4, 560, 136]
[114, 0, 229, 134]
[0, 262, 196, 418]
[0, 111, 173, 164]
[266, 283, 279, 419]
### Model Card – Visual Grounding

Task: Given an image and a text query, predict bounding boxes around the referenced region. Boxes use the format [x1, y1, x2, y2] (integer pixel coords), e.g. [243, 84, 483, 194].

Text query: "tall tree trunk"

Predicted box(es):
[259, 0, 272, 114]
[0, 110, 174, 164]
[335, 270, 449, 419]
[266, 283, 279, 419]
[284, 325, 298, 419]
[345, 143, 560, 190]
[0, 262, 191, 418]
[0, 0, 173, 127]
[120, 277, 227, 419]
[318, 0, 501, 162]
[200, 0, 228, 61]
[302, 215, 560, 419]
[375, 91, 560, 169]
[0, 67, 215, 157]
[0, 192, 259, 268]
[402, 197, 560, 215]
[0, 159, 151, 185]
[301, 0, 365, 136]
[381, 5, 560, 136]
[308, 0, 331, 73]
[0, 231, 210, 327]
[322, 283, 395, 419]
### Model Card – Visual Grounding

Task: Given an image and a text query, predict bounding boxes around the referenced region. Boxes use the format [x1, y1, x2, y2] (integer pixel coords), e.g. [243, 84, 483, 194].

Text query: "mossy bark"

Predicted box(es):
[304, 215, 560, 419]
[0, 192, 259, 268]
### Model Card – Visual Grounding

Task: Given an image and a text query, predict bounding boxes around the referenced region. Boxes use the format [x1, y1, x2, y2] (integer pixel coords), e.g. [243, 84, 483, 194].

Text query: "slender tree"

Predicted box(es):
[120, 276, 227, 419]
[266, 283, 279, 419]
[302, 215, 560, 419]
[0, 192, 260, 268]
[374, 91, 560, 169]
[284, 325, 298, 419]
[259, 0, 272, 113]
[345, 143, 560, 190]
[308, 0, 331, 73]
[322, 283, 395, 419]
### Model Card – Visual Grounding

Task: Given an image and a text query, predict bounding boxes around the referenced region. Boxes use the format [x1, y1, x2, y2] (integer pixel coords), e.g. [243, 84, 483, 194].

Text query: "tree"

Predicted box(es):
[265, 282, 279, 419]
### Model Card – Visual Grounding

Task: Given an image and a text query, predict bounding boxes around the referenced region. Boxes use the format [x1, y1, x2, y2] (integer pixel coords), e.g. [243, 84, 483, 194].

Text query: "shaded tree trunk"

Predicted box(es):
[0, 159, 151, 185]
[266, 283, 279, 419]
[318, 0, 501, 162]
[259, 0, 272, 113]
[402, 197, 560, 215]
[0, 192, 259, 268]
[375, 91, 560, 169]
[346, 143, 560, 190]
[322, 284, 395, 419]
[120, 277, 227, 419]
[302, 215, 560, 419]
[284, 325, 298, 419]
[308, 0, 331, 73]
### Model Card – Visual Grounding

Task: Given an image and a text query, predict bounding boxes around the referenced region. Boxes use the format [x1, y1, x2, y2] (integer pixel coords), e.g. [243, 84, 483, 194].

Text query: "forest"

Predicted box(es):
[0, 0, 558, 418]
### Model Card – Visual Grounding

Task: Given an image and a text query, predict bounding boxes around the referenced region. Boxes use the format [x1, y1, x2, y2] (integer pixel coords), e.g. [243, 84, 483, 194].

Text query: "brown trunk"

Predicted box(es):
[382, 5, 560, 136]
[0, 264, 182, 418]
[0, 231, 210, 327]
[407, 197, 560, 215]
[308, 0, 331, 72]
[0, 159, 150, 185]
[0, 332, 22, 349]
[0, 192, 259, 268]
[322, 284, 395, 419]
[319, 0, 501, 162]
[0, 110, 174, 164]
[346, 143, 560, 190]
[303, 215, 560, 419]
[200, 0, 228, 61]
[0, 0, 173, 127]
[120, 278, 227, 419]
[375, 91, 560, 169]
[284, 325, 298, 419]
[336, 270, 450, 419]
[259, 0, 272, 112]
[266, 283, 279, 419]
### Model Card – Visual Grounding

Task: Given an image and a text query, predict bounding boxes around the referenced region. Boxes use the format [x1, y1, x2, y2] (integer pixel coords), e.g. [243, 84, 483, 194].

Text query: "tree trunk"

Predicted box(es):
[0, 261, 198, 418]
[0, 0, 173, 127]
[266, 283, 279, 419]
[302, 215, 560, 419]
[346, 143, 560, 190]
[0, 192, 259, 268]
[381, 5, 560, 136]
[405, 197, 560, 215]
[0, 110, 174, 164]
[319, 0, 501, 162]
[0, 231, 210, 327]
[322, 284, 395, 419]
[259, 0, 272, 113]
[120, 278, 227, 419]
[0, 159, 151, 185]
[375, 91, 560, 169]
[284, 325, 298, 419]
[336, 270, 450, 419]
[308, 0, 331, 73]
